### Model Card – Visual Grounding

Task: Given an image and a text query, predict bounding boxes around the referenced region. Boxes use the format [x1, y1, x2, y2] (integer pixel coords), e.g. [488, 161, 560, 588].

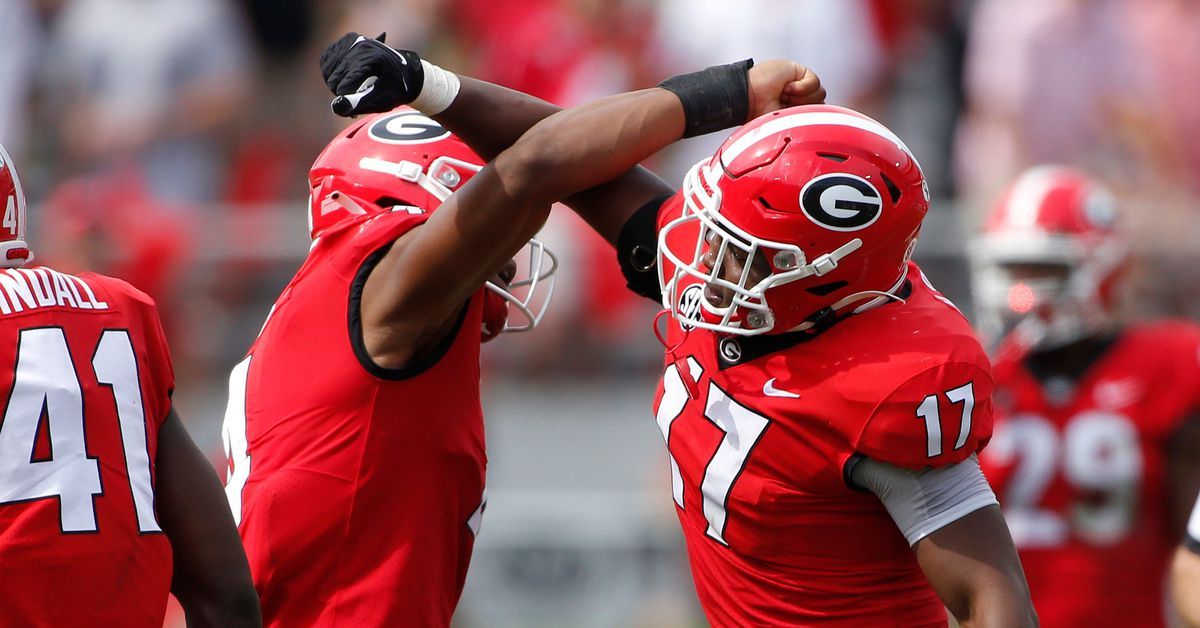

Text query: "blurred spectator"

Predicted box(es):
[241, 0, 315, 64]
[455, 0, 654, 105]
[0, 0, 40, 160]
[650, 0, 888, 180]
[332, 0, 445, 60]
[955, 0, 1151, 207]
[869, 0, 972, 198]
[1128, 0, 1200, 195]
[46, 0, 252, 204]
[34, 170, 193, 333]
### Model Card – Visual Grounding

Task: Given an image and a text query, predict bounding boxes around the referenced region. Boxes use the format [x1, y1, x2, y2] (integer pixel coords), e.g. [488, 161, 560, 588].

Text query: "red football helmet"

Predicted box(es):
[308, 107, 556, 332]
[0, 142, 31, 268]
[971, 166, 1127, 349]
[658, 104, 929, 335]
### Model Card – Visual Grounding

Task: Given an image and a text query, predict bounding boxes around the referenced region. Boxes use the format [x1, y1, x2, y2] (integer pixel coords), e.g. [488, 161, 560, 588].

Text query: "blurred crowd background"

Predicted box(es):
[3, 0, 1200, 625]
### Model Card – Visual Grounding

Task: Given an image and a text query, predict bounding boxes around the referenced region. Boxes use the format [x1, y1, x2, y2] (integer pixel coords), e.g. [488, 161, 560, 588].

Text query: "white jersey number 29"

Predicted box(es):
[0, 328, 160, 533]
[986, 411, 1143, 547]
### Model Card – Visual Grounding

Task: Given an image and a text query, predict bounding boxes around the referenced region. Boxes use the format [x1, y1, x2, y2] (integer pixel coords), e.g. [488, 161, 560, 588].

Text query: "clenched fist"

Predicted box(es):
[320, 32, 424, 116]
[747, 61, 826, 119]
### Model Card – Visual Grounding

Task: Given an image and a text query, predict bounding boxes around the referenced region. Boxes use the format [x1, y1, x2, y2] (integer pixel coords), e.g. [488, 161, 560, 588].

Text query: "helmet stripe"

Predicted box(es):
[720, 111, 922, 174]
[1004, 166, 1066, 229]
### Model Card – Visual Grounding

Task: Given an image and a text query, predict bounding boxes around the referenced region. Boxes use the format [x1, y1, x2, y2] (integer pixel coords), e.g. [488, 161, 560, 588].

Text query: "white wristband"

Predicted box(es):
[411, 60, 461, 115]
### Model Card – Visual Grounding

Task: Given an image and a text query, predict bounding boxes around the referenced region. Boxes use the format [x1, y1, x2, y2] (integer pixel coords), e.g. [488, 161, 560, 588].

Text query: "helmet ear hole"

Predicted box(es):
[879, 173, 901, 204]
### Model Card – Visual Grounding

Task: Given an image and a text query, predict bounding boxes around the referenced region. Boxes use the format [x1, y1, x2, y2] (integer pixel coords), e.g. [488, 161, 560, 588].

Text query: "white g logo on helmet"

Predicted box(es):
[368, 111, 452, 145]
[799, 173, 883, 232]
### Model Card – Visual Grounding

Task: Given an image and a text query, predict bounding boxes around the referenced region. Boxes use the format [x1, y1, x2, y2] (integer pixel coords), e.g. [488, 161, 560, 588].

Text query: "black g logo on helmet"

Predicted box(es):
[368, 111, 451, 145]
[799, 173, 883, 232]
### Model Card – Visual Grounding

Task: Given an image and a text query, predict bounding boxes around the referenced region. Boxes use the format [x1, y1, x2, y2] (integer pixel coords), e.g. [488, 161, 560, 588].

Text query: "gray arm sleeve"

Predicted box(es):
[850, 454, 998, 546]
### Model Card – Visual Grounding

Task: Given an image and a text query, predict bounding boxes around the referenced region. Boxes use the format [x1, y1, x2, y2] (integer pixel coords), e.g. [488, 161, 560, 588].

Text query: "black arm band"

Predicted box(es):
[658, 59, 754, 138]
[617, 195, 671, 303]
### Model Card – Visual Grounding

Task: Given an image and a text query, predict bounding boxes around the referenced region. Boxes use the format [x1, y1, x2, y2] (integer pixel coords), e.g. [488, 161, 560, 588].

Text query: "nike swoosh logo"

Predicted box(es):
[763, 378, 799, 398]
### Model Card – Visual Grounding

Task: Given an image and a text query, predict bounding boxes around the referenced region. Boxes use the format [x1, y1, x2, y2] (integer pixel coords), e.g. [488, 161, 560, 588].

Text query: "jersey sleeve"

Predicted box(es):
[849, 454, 998, 545]
[855, 361, 995, 470]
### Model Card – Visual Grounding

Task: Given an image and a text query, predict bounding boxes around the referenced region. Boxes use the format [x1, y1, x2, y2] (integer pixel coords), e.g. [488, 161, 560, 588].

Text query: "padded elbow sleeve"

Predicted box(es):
[617, 195, 670, 303]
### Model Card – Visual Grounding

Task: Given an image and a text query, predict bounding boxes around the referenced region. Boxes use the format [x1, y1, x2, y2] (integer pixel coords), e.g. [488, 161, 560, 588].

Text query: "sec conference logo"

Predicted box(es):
[368, 111, 452, 145]
[677, 284, 705, 331]
[799, 173, 883, 232]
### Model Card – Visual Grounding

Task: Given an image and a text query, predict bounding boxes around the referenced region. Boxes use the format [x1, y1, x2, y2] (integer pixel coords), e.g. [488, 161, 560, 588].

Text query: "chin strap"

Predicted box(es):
[653, 309, 701, 399]
[806, 238, 863, 278]
[786, 281, 908, 334]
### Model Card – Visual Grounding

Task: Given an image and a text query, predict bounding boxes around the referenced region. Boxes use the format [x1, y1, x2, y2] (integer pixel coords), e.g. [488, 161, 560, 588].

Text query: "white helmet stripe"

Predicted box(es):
[719, 111, 922, 174]
[1005, 166, 1067, 229]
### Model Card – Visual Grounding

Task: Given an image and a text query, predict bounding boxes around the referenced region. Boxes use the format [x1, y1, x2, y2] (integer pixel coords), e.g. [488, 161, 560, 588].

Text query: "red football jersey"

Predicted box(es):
[224, 209, 488, 627]
[0, 266, 174, 626]
[980, 321, 1200, 628]
[653, 250, 993, 627]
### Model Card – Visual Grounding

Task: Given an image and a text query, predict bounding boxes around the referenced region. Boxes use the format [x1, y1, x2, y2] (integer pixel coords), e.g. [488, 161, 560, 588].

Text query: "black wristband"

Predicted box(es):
[658, 59, 754, 138]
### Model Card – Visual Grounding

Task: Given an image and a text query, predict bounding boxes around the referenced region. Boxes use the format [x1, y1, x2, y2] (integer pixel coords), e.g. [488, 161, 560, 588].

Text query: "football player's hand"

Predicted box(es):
[320, 32, 424, 117]
[748, 60, 825, 118]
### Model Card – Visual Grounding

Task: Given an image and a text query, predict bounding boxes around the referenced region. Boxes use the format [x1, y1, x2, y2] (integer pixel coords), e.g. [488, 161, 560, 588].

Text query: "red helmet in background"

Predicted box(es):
[658, 104, 929, 335]
[971, 166, 1127, 350]
[0, 142, 32, 268]
[307, 107, 557, 333]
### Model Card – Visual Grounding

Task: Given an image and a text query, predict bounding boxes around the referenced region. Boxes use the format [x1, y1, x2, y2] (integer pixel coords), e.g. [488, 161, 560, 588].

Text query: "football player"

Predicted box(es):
[1173, 490, 1200, 627]
[220, 107, 557, 626]
[0, 143, 259, 626]
[319, 34, 1036, 626]
[972, 167, 1200, 627]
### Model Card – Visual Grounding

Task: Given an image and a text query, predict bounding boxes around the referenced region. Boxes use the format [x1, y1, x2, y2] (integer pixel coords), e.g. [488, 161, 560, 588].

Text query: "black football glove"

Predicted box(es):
[319, 32, 424, 117]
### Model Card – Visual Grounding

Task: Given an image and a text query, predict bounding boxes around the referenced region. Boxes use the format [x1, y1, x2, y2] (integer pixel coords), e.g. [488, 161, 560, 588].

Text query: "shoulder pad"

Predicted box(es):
[323, 209, 431, 279]
[855, 361, 995, 469]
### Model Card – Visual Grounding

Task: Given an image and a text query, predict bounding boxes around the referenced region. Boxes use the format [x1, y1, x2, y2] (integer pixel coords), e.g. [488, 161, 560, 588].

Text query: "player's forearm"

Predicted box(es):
[157, 409, 262, 626]
[499, 88, 684, 205]
[439, 78, 672, 245]
[434, 76, 562, 162]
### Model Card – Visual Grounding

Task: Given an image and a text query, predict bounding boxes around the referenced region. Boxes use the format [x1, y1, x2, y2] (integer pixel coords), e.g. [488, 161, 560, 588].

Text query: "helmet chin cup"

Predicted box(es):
[485, 238, 558, 333]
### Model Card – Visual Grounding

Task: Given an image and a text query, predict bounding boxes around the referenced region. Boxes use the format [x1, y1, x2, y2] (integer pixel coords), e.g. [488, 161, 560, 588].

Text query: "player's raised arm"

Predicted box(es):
[319, 34, 824, 245]
[357, 86, 685, 354]
[157, 407, 261, 627]
[329, 45, 819, 364]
